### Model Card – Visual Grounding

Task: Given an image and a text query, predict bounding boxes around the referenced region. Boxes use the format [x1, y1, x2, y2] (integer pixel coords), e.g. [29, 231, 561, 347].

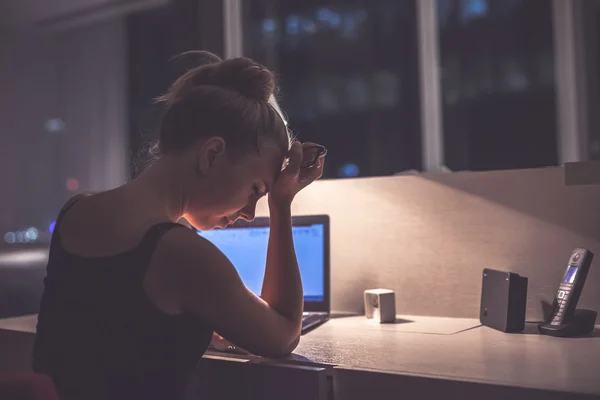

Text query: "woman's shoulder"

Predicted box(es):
[143, 222, 236, 314]
[56, 191, 173, 258]
[148, 222, 240, 292]
[151, 223, 222, 265]
[59, 192, 93, 213]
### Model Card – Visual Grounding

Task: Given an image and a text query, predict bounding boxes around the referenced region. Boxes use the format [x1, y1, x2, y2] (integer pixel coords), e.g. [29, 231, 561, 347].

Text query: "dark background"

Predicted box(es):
[0, 0, 599, 313]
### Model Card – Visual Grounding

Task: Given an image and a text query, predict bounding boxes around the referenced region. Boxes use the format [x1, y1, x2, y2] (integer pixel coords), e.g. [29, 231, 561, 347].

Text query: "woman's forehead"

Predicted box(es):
[246, 145, 285, 179]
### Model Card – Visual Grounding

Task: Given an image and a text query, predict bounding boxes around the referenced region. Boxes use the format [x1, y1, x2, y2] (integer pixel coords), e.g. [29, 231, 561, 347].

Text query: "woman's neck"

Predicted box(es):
[127, 157, 191, 223]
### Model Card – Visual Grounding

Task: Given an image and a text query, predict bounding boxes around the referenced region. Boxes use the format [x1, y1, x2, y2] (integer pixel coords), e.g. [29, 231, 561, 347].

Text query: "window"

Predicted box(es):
[438, 0, 557, 171]
[585, 0, 600, 161]
[127, 0, 205, 176]
[243, 0, 421, 178]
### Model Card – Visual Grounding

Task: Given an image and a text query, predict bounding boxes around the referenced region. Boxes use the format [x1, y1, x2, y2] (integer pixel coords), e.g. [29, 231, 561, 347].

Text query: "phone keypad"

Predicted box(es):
[550, 286, 573, 325]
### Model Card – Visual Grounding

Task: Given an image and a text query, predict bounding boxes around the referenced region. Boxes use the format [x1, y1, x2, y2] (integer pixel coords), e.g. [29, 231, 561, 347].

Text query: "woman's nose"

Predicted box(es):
[240, 204, 256, 222]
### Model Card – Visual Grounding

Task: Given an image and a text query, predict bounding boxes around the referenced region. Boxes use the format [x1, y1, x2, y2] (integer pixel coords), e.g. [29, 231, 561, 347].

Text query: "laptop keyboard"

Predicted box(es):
[302, 313, 324, 327]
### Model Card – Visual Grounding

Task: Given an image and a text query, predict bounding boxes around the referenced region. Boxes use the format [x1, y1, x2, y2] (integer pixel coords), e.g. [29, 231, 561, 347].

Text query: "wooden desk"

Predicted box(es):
[292, 316, 600, 399]
[1, 315, 599, 399]
[295, 316, 600, 395]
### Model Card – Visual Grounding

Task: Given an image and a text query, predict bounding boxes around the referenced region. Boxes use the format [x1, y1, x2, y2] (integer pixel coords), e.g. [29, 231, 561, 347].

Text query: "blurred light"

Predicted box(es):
[49, 221, 56, 233]
[316, 8, 330, 22]
[502, 60, 529, 92]
[286, 15, 301, 35]
[4, 232, 16, 244]
[17, 231, 26, 243]
[341, 12, 360, 39]
[316, 8, 342, 27]
[318, 87, 340, 114]
[66, 178, 79, 192]
[0, 249, 49, 266]
[301, 18, 317, 33]
[25, 227, 39, 242]
[372, 71, 400, 108]
[346, 78, 368, 109]
[44, 118, 65, 133]
[339, 163, 360, 178]
[262, 18, 277, 33]
[461, 0, 488, 22]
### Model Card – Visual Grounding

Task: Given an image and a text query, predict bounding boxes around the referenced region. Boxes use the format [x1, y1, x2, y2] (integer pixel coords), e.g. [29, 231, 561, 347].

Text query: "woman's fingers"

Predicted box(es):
[299, 156, 325, 183]
[211, 333, 249, 354]
[211, 334, 229, 351]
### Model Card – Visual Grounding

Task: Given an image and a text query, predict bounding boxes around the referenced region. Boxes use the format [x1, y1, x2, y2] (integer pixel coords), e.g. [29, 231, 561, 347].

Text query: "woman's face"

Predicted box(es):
[184, 138, 284, 230]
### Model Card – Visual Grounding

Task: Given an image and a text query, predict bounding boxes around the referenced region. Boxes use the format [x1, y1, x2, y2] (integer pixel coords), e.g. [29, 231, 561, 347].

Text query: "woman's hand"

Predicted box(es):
[269, 141, 326, 208]
[211, 332, 249, 355]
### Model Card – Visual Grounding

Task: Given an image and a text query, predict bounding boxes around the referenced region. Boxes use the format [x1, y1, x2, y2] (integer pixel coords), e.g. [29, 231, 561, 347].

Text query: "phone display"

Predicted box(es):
[563, 266, 578, 284]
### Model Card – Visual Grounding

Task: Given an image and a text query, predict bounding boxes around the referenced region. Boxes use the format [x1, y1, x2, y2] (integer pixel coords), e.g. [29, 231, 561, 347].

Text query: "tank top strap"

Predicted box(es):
[139, 222, 187, 249]
[54, 193, 92, 233]
[136, 222, 189, 267]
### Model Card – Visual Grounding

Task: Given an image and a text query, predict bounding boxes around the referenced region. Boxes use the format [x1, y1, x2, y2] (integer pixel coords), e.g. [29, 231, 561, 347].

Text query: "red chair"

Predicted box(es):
[0, 373, 60, 400]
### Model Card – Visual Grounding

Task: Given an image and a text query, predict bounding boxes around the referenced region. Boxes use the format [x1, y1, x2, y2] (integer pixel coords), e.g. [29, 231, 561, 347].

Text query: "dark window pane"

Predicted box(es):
[438, 0, 557, 171]
[586, 0, 600, 161]
[127, 0, 210, 177]
[243, 0, 421, 178]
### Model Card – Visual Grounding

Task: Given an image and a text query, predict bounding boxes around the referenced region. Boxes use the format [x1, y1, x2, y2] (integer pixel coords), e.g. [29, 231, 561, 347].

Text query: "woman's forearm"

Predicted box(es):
[260, 202, 303, 325]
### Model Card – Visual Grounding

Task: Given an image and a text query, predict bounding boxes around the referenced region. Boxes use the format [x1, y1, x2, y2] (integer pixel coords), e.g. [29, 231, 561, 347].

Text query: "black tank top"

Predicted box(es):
[32, 198, 213, 400]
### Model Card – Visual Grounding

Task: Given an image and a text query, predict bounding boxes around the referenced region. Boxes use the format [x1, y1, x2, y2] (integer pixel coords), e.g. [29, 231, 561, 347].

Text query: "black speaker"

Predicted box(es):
[480, 268, 528, 333]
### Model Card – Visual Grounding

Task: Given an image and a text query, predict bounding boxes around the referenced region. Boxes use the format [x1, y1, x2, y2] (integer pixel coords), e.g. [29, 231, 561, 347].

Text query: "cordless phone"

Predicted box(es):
[547, 248, 593, 326]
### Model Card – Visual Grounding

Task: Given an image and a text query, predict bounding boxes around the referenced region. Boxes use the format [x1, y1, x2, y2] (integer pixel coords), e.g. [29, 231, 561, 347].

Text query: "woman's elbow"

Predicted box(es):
[283, 334, 301, 356]
[259, 334, 300, 358]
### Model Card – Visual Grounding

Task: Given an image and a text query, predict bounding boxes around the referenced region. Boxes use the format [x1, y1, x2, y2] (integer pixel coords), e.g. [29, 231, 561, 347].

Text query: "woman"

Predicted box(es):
[32, 52, 326, 400]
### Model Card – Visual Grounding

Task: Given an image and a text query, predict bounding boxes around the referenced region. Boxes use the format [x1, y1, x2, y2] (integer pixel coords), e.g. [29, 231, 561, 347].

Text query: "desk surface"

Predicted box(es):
[2, 314, 600, 396]
[290, 316, 600, 396]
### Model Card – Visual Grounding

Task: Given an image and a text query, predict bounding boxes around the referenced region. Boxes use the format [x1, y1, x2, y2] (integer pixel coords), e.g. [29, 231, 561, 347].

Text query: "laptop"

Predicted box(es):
[196, 214, 330, 333]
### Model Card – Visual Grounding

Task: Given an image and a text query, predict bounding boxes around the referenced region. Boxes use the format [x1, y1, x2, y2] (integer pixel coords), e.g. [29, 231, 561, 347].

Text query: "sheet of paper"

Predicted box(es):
[332, 315, 481, 335]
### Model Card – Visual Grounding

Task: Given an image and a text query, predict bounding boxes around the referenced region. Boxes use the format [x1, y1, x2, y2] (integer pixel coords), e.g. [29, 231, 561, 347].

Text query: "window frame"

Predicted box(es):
[223, 0, 590, 171]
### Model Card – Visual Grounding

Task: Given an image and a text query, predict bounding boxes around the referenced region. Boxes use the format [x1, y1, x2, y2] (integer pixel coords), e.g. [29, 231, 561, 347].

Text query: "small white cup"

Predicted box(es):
[364, 289, 396, 323]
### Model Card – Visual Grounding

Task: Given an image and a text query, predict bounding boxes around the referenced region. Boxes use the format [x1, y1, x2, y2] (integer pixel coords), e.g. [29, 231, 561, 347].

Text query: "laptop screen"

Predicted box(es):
[197, 223, 326, 303]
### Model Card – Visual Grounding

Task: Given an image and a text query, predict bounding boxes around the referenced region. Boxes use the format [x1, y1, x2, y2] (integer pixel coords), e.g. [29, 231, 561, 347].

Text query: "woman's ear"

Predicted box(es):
[197, 137, 226, 176]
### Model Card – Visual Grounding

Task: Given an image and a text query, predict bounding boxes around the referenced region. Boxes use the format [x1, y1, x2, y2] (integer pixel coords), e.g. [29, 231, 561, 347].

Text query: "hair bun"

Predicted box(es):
[208, 57, 275, 102]
[156, 51, 276, 105]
